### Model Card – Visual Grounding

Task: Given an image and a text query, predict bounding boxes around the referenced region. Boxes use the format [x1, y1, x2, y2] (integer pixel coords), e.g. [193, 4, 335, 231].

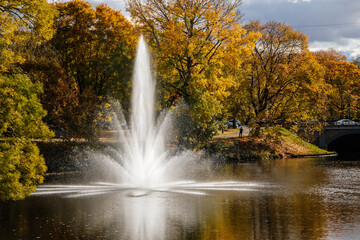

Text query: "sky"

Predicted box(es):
[77, 0, 360, 60]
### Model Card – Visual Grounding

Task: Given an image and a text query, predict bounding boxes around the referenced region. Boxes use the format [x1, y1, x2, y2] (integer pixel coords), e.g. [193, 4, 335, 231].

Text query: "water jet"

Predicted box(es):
[34, 36, 261, 196]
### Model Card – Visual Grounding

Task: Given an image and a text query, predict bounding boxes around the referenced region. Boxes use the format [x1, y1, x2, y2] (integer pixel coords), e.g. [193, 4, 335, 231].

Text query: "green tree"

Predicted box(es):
[0, 74, 53, 200]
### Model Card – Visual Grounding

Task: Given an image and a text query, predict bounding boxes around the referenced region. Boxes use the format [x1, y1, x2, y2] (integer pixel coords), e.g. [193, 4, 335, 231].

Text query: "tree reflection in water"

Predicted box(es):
[1, 158, 360, 240]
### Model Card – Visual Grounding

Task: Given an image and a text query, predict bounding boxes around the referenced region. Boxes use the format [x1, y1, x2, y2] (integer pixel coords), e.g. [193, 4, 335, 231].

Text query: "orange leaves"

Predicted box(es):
[128, 0, 259, 101]
[235, 21, 325, 122]
[314, 49, 360, 119]
[314, 50, 360, 93]
[95, 4, 136, 46]
[45, 0, 137, 137]
[52, 0, 137, 94]
[127, 0, 259, 126]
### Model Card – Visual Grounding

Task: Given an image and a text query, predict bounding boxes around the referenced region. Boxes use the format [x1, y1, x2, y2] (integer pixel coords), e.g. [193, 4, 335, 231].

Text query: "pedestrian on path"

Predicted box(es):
[239, 127, 243, 137]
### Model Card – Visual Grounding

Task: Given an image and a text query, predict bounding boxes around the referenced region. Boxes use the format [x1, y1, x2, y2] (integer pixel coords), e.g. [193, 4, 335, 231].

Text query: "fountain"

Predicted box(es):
[5, 36, 359, 240]
[23, 35, 267, 240]
[34, 35, 260, 197]
[114, 35, 179, 188]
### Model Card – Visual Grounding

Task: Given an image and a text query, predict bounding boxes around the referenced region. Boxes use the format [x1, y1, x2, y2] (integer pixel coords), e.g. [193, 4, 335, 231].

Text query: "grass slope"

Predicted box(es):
[261, 127, 329, 157]
[201, 127, 331, 162]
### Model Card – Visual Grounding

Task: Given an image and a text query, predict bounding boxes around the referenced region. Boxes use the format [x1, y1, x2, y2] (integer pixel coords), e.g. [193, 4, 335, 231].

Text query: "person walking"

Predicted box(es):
[239, 127, 243, 137]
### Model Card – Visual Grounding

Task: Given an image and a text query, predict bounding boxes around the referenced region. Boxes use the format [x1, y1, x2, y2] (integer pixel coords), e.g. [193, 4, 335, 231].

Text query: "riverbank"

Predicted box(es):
[200, 127, 332, 162]
[38, 127, 332, 174]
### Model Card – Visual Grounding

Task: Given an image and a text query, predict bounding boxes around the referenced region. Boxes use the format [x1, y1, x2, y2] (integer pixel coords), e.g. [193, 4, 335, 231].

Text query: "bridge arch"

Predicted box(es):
[326, 130, 360, 153]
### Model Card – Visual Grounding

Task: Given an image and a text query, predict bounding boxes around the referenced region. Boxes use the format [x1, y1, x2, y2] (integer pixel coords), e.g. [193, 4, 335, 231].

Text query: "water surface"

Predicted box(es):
[1, 157, 360, 240]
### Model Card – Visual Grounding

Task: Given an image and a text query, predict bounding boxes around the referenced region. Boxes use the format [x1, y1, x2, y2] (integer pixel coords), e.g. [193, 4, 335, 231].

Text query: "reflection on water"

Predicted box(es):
[1, 157, 360, 240]
[31, 181, 263, 197]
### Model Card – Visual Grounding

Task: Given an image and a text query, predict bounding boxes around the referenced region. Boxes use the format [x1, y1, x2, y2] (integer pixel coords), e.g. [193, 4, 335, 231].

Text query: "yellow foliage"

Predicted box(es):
[314, 49, 360, 119]
[0, 0, 57, 72]
[0, 140, 47, 201]
[0, 74, 52, 201]
[127, 0, 260, 126]
[231, 21, 325, 123]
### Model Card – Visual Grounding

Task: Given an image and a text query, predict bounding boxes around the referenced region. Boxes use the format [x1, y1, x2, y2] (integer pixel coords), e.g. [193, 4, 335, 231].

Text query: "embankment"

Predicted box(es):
[200, 127, 332, 162]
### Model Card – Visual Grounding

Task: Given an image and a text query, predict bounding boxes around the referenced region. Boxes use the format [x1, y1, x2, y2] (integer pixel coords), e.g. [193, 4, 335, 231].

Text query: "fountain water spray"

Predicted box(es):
[34, 36, 263, 199]
[122, 35, 167, 187]
[107, 35, 192, 188]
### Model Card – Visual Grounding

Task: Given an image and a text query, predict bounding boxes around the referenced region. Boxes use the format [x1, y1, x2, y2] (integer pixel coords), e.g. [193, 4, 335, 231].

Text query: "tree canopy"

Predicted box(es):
[20, 0, 138, 139]
[0, 0, 56, 200]
[314, 49, 360, 120]
[236, 21, 326, 126]
[127, 0, 260, 141]
[52, 1, 137, 97]
[0, 0, 57, 72]
[0, 74, 53, 200]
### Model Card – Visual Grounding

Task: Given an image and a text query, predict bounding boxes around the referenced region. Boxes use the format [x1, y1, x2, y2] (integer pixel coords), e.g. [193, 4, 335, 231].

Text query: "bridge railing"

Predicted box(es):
[325, 123, 360, 129]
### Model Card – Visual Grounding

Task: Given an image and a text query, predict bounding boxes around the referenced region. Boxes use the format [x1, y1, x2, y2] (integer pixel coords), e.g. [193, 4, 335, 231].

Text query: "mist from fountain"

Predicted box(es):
[106, 35, 193, 189]
[34, 36, 264, 197]
[28, 36, 269, 240]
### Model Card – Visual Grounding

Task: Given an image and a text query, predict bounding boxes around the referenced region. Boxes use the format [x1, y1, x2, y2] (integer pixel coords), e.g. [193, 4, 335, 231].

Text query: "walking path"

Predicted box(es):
[213, 126, 250, 139]
[99, 126, 251, 141]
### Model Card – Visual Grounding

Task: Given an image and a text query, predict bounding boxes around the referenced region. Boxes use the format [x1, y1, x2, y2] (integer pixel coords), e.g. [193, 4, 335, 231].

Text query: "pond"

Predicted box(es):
[1, 156, 360, 240]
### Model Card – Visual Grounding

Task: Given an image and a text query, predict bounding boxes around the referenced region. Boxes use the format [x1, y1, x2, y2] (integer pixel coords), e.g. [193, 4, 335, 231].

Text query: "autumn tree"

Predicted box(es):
[240, 21, 325, 128]
[314, 49, 360, 120]
[352, 56, 360, 69]
[0, 0, 56, 200]
[21, 53, 96, 139]
[223, 73, 253, 124]
[52, 1, 136, 102]
[0, 0, 57, 72]
[0, 74, 53, 200]
[127, 0, 259, 141]
[20, 0, 138, 139]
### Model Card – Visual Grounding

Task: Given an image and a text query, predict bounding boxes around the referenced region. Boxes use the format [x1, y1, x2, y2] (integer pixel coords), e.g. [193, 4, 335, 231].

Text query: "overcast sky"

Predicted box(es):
[82, 0, 360, 60]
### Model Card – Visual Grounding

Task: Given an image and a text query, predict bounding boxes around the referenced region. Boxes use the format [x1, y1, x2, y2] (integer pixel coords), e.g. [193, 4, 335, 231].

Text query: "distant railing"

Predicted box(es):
[325, 124, 360, 129]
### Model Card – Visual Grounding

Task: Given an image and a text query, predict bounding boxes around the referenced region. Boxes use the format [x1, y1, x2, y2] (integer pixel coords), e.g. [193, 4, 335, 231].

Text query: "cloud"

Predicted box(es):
[242, 0, 360, 59]
[310, 38, 360, 60]
[287, 0, 311, 3]
[87, 0, 127, 12]
[60, 0, 131, 19]
[59, 0, 128, 14]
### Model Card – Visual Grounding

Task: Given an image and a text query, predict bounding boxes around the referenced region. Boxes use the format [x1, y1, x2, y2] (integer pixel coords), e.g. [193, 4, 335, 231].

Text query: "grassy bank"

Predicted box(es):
[38, 127, 331, 174]
[200, 127, 331, 162]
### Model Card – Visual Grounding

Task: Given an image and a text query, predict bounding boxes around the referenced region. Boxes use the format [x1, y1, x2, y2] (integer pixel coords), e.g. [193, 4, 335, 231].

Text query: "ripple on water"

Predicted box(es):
[32, 181, 278, 198]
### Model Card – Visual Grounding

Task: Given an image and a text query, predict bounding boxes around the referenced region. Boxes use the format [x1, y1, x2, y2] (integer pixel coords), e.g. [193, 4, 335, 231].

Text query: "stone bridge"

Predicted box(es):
[319, 125, 360, 150]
